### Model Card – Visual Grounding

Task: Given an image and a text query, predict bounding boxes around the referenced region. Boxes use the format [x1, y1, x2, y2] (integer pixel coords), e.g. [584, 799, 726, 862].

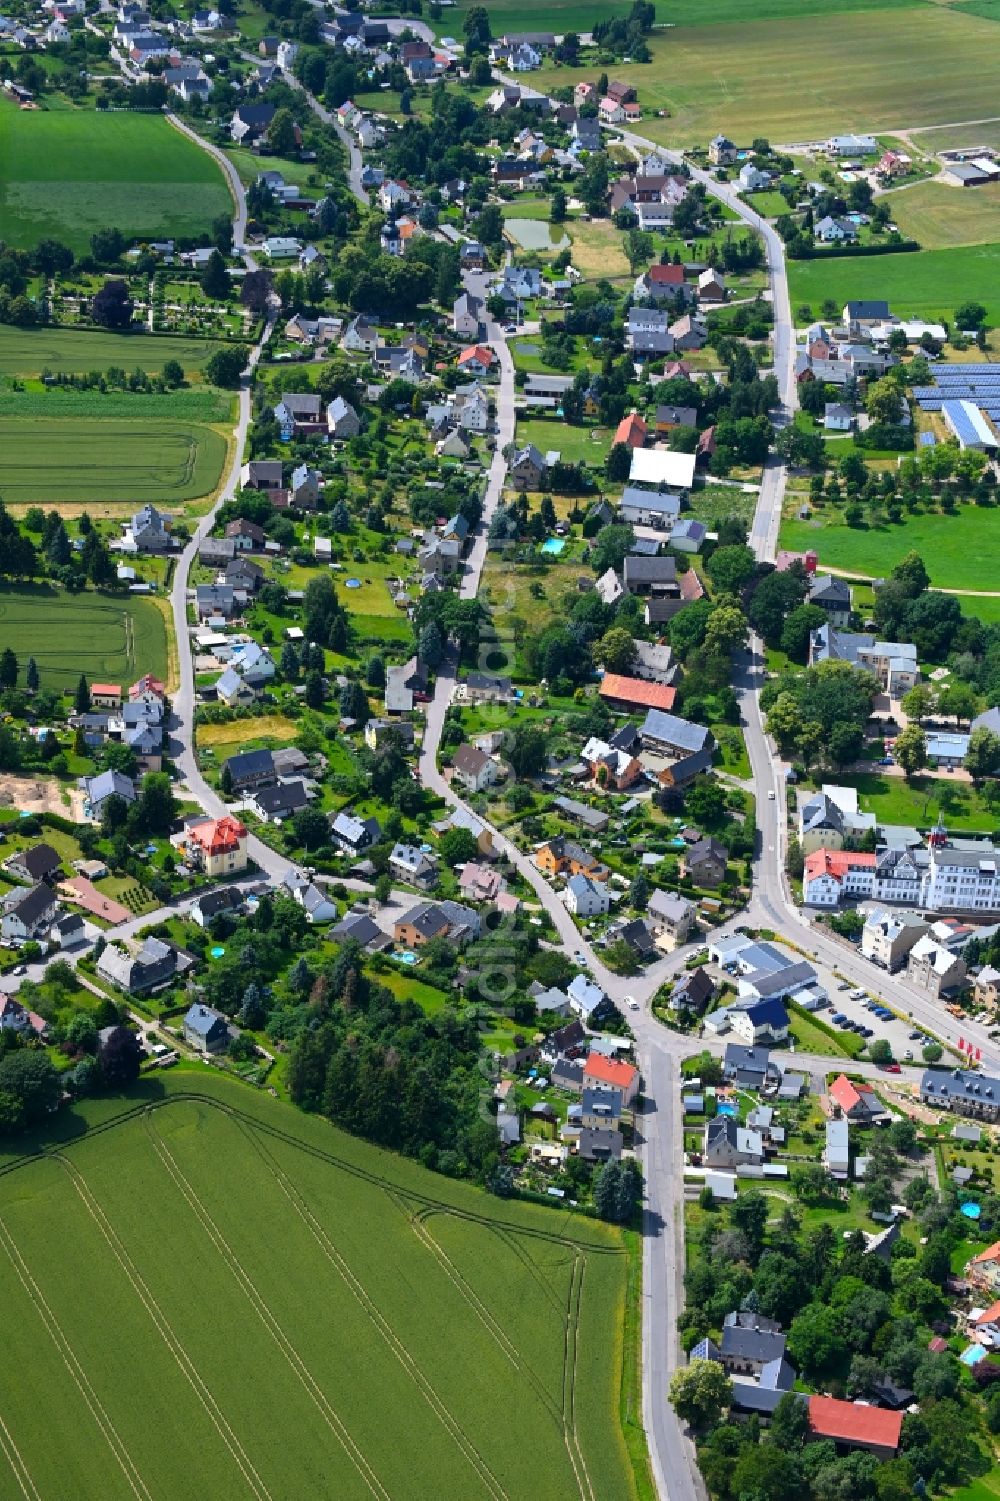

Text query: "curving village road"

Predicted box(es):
[160, 106, 993, 1501]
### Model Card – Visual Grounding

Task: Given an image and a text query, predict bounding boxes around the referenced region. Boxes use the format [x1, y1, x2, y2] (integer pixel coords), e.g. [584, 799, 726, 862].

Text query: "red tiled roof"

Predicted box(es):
[975, 1299, 1000, 1326]
[927, 1336, 948, 1353]
[679, 570, 704, 602]
[804, 848, 877, 881]
[648, 263, 685, 285]
[970, 1240, 1000, 1267]
[584, 1053, 638, 1089]
[599, 674, 676, 711]
[829, 1073, 863, 1114]
[189, 815, 247, 856]
[614, 412, 648, 448]
[91, 683, 121, 696]
[808, 1396, 902, 1452]
[458, 344, 494, 366]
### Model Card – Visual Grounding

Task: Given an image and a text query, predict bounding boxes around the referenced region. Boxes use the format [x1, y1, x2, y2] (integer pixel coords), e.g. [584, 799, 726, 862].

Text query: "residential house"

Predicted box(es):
[619, 487, 682, 529]
[250, 781, 309, 824]
[535, 836, 608, 884]
[709, 134, 737, 165]
[187, 815, 248, 876]
[452, 292, 483, 339]
[614, 411, 648, 449]
[1, 883, 59, 944]
[326, 396, 361, 440]
[190, 886, 245, 927]
[705, 1115, 764, 1170]
[861, 908, 928, 971]
[682, 836, 728, 887]
[825, 402, 854, 432]
[222, 748, 275, 793]
[583, 1052, 639, 1106]
[231, 101, 276, 143]
[240, 459, 283, 493]
[388, 843, 437, 889]
[580, 1087, 622, 1132]
[457, 345, 495, 377]
[806, 1398, 902, 1460]
[829, 1073, 886, 1123]
[455, 672, 514, 705]
[5, 844, 61, 884]
[671, 966, 715, 1015]
[98, 936, 186, 995]
[975, 966, 1000, 1008]
[394, 899, 480, 949]
[802, 848, 877, 906]
[647, 890, 696, 950]
[798, 784, 876, 853]
[564, 874, 611, 917]
[342, 316, 378, 354]
[922, 1067, 1000, 1121]
[669, 519, 707, 553]
[130, 504, 171, 552]
[330, 811, 382, 856]
[80, 769, 136, 820]
[729, 998, 790, 1045]
[654, 404, 698, 436]
[907, 934, 967, 997]
[579, 1127, 623, 1163]
[184, 1003, 231, 1054]
[273, 392, 323, 439]
[825, 1118, 851, 1179]
[623, 555, 679, 596]
[808, 573, 852, 625]
[508, 444, 548, 492]
[452, 743, 500, 794]
[697, 268, 726, 303]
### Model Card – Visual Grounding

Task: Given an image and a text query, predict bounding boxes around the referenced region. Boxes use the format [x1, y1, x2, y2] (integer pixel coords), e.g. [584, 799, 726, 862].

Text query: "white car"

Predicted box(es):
[625, 995, 638, 1011]
[767, 790, 776, 800]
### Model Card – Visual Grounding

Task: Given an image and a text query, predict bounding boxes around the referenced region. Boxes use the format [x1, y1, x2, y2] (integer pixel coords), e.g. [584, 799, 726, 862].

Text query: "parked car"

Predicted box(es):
[880, 1062, 902, 1074]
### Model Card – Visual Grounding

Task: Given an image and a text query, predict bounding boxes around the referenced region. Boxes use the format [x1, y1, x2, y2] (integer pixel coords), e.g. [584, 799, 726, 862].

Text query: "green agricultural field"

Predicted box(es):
[0, 414, 228, 504]
[0, 390, 233, 422]
[779, 503, 1000, 592]
[533, 6, 1000, 147]
[0, 1076, 640, 1501]
[0, 585, 167, 693]
[435, 0, 920, 37]
[788, 243, 1000, 326]
[887, 178, 1000, 249]
[0, 106, 231, 253]
[0, 325, 227, 380]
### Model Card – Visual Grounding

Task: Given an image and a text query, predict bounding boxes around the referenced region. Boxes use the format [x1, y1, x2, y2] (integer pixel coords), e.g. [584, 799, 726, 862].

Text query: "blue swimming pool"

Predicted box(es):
[541, 537, 565, 555]
[396, 950, 418, 965]
[717, 1103, 738, 1118]
[210, 945, 225, 958]
[962, 1202, 982, 1220]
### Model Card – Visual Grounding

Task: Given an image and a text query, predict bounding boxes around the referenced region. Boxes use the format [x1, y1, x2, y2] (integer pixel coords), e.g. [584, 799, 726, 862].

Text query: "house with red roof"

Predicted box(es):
[807, 1396, 902, 1458]
[457, 344, 495, 375]
[598, 674, 677, 713]
[583, 1052, 640, 1105]
[90, 683, 122, 710]
[614, 411, 648, 449]
[187, 815, 249, 877]
[828, 1072, 885, 1123]
[802, 847, 876, 908]
[967, 1240, 1000, 1295]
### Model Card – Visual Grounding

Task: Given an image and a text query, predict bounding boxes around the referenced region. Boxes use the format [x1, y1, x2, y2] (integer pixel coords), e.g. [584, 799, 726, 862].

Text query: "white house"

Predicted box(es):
[564, 875, 611, 917]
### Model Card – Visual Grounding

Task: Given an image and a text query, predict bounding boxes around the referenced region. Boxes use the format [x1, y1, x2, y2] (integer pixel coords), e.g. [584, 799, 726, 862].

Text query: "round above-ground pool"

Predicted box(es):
[210, 945, 226, 959]
[962, 1201, 982, 1220]
[345, 577, 361, 588]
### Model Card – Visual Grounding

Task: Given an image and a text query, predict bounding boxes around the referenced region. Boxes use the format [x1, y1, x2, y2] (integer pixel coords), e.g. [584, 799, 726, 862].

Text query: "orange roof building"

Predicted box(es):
[130, 674, 166, 700]
[803, 847, 876, 907]
[188, 815, 248, 876]
[975, 1299, 1000, 1326]
[648, 263, 685, 287]
[583, 1052, 640, 1104]
[614, 412, 648, 449]
[599, 674, 676, 712]
[967, 1239, 1000, 1293]
[457, 344, 495, 369]
[807, 1397, 902, 1457]
[828, 1072, 881, 1120]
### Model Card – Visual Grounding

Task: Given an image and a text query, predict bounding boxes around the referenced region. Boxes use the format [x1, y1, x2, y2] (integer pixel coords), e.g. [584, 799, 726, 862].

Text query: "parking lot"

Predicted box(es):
[813, 981, 931, 1068]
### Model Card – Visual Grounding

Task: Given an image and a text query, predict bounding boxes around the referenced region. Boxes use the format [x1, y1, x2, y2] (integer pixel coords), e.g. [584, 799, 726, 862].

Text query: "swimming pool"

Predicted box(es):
[396, 950, 418, 965]
[345, 577, 361, 588]
[962, 1201, 982, 1220]
[210, 945, 225, 958]
[962, 1344, 987, 1366]
[716, 1103, 738, 1118]
[541, 537, 565, 555]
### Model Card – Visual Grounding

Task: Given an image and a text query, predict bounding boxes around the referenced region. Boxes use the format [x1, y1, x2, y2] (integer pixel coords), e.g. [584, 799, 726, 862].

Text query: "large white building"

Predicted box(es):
[805, 833, 1000, 915]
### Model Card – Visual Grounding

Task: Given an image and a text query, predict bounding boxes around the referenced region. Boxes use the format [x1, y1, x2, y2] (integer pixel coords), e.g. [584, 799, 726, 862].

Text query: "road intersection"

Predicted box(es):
[159, 109, 1000, 1501]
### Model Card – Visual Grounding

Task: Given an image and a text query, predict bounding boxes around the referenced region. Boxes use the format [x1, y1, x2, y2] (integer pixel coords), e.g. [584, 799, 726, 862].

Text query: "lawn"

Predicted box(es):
[0, 584, 168, 694]
[535, 5, 1000, 148]
[196, 714, 300, 748]
[787, 242, 1000, 327]
[434, 0, 920, 37]
[778, 503, 1000, 592]
[833, 771, 1000, 832]
[0, 1074, 640, 1501]
[516, 417, 611, 466]
[889, 179, 1000, 250]
[0, 105, 231, 253]
[745, 191, 790, 219]
[0, 325, 227, 380]
[0, 415, 228, 504]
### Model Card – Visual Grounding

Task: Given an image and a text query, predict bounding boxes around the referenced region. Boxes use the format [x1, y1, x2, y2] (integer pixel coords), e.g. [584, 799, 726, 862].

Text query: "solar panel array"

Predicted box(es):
[915, 365, 1000, 420]
[941, 401, 988, 447]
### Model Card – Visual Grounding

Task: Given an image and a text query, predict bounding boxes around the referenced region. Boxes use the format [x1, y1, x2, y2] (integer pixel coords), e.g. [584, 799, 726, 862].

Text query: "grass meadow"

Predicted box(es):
[789, 242, 1000, 326]
[0, 106, 230, 252]
[0, 414, 228, 503]
[0, 585, 168, 692]
[779, 503, 1000, 592]
[433, 0, 922, 36]
[0, 325, 227, 380]
[887, 178, 1000, 250]
[533, 5, 1000, 146]
[0, 1076, 640, 1501]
